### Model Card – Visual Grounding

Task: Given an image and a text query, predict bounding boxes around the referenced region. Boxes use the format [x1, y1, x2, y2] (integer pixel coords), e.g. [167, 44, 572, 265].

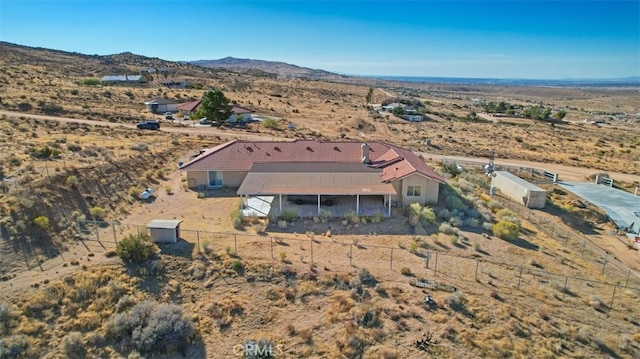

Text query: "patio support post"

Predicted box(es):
[279, 194, 282, 214]
[317, 194, 321, 215]
[356, 194, 360, 215]
[387, 195, 391, 217]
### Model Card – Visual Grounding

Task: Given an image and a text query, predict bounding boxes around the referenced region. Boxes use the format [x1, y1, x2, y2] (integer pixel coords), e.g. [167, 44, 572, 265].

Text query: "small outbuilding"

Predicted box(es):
[490, 171, 546, 209]
[147, 219, 183, 243]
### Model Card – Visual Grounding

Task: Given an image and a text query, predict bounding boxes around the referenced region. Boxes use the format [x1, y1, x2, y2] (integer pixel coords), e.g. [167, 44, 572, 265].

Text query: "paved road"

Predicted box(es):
[2, 109, 638, 183]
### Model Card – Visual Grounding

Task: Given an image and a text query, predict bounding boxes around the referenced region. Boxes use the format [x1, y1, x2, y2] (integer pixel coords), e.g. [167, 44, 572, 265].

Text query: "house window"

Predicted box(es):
[407, 185, 421, 196]
[208, 171, 223, 187]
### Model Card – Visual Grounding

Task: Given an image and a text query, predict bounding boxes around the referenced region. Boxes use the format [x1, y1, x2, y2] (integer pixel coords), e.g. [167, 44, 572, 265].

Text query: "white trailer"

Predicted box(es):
[490, 171, 546, 208]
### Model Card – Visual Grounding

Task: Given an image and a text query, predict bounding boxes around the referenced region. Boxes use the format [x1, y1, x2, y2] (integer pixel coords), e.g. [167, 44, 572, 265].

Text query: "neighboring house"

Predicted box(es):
[144, 98, 180, 114]
[177, 100, 201, 118]
[179, 139, 445, 217]
[100, 75, 145, 84]
[402, 115, 423, 122]
[159, 79, 187, 88]
[229, 105, 254, 122]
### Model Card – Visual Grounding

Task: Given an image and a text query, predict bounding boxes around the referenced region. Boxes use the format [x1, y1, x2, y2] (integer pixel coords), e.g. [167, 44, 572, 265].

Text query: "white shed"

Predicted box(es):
[147, 219, 183, 243]
[490, 171, 546, 209]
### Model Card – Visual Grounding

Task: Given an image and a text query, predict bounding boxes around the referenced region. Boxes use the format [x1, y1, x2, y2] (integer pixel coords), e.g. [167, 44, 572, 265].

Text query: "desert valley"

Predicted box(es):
[0, 41, 640, 358]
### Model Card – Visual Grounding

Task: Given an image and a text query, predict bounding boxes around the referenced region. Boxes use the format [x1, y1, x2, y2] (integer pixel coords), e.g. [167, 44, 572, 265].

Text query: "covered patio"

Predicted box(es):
[237, 163, 397, 218]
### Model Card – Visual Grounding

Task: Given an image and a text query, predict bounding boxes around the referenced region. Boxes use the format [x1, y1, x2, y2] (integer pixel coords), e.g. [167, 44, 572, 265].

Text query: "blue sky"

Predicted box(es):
[1, 0, 638, 79]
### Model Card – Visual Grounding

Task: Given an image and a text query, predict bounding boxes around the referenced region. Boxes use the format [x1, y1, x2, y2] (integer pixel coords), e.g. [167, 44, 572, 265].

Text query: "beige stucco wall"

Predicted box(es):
[186, 171, 207, 189]
[399, 174, 440, 206]
[185, 170, 247, 188]
[223, 171, 248, 187]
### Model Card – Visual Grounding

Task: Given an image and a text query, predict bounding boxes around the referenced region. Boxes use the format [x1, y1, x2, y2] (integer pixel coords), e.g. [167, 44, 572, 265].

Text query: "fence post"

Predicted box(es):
[270, 237, 274, 260]
[95, 222, 100, 242]
[517, 265, 523, 289]
[390, 248, 393, 270]
[434, 251, 438, 276]
[602, 253, 608, 274]
[475, 259, 479, 282]
[610, 284, 617, 309]
[349, 244, 353, 266]
[310, 238, 314, 264]
[196, 231, 200, 250]
[112, 223, 117, 244]
[563, 236, 568, 247]
[562, 276, 568, 300]
[234, 234, 238, 255]
[425, 251, 430, 269]
[581, 240, 586, 258]
[625, 269, 631, 288]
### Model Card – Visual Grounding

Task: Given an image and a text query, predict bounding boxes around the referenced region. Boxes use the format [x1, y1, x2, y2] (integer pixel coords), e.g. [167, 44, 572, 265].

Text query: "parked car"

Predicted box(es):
[164, 112, 174, 120]
[199, 117, 212, 125]
[136, 120, 160, 130]
[287, 195, 338, 206]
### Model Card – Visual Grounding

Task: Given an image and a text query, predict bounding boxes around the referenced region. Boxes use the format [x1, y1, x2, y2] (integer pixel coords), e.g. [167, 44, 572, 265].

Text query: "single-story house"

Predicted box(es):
[175, 102, 254, 122]
[101, 75, 145, 84]
[159, 79, 187, 88]
[177, 100, 201, 117]
[179, 139, 445, 217]
[144, 98, 180, 114]
[402, 115, 423, 122]
[230, 105, 254, 122]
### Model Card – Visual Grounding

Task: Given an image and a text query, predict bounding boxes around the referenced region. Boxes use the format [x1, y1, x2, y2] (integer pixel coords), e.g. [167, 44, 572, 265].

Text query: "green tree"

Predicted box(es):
[392, 106, 405, 116]
[365, 87, 374, 104]
[196, 90, 232, 124]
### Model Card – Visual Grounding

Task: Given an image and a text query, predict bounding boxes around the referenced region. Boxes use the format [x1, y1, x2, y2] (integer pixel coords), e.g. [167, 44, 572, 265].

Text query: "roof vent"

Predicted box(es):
[333, 146, 341, 152]
[306, 146, 313, 152]
[274, 146, 281, 152]
[361, 142, 371, 164]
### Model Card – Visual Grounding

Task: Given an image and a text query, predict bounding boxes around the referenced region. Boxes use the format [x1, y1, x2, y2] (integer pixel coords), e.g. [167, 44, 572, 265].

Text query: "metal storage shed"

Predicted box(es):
[147, 219, 183, 243]
[490, 171, 546, 209]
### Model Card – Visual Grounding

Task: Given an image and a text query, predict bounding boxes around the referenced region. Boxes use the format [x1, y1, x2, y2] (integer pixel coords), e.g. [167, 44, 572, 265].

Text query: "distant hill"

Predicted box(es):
[189, 57, 348, 80]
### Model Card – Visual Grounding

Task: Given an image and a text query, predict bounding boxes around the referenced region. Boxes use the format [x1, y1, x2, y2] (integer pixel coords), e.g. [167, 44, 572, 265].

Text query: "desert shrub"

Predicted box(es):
[231, 216, 242, 229]
[482, 222, 494, 231]
[437, 208, 451, 221]
[486, 200, 504, 211]
[400, 267, 412, 276]
[262, 118, 279, 129]
[66, 175, 79, 187]
[279, 252, 287, 262]
[472, 241, 481, 251]
[128, 186, 142, 199]
[496, 208, 515, 219]
[115, 233, 159, 263]
[280, 209, 298, 222]
[492, 220, 519, 240]
[32, 215, 50, 229]
[60, 331, 85, 358]
[449, 235, 458, 245]
[231, 260, 244, 275]
[445, 195, 466, 211]
[353, 306, 381, 328]
[439, 222, 459, 235]
[79, 78, 100, 86]
[0, 334, 30, 358]
[105, 301, 194, 353]
[344, 210, 359, 224]
[66, 143, 82, 152]
[445, 292, 466, 311]
[357, 268, 378, 287]
[89, 206, 106, 220]
[449, 216, 464, 228]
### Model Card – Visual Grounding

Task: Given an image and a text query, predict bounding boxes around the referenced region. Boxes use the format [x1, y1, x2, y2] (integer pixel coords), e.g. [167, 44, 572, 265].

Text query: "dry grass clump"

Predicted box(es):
[208, 296, 246, 329]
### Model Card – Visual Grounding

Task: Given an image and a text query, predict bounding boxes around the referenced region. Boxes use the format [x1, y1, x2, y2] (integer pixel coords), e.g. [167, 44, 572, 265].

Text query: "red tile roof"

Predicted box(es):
[232, 105, 254, 114]
[180, 139, 444, 183]
[177, 100, 201, 112]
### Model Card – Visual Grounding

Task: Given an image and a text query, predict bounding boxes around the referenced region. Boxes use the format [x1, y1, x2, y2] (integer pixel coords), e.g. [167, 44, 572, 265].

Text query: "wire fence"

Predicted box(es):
[49, 217, 640, 311]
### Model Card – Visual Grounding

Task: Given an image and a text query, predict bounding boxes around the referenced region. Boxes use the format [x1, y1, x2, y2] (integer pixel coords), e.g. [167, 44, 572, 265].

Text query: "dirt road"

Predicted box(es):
[2, 109, 638, 183]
